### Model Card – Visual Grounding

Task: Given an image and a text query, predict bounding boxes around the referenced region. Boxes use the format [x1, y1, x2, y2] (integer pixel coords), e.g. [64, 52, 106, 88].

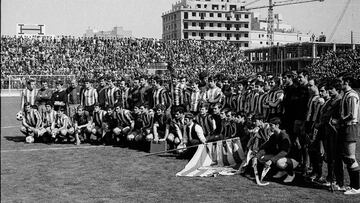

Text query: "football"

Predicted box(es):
[16, 111, 23, 121]
[25, 136, 34, 143]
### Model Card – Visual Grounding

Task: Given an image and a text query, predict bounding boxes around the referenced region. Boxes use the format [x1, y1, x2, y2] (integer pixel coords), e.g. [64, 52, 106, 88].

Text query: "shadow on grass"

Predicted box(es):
[4, 136, 25, 142]
[262, 170, 330, 191]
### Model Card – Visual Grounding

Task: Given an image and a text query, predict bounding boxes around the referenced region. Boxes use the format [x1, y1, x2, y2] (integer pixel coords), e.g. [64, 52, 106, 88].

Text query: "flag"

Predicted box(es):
[176, 137, 245, 177]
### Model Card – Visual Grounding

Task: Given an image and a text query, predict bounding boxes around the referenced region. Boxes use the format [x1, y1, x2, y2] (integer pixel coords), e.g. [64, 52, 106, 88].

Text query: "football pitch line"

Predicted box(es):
[1, 145, 106, 153]
[1, 125, 19, 129]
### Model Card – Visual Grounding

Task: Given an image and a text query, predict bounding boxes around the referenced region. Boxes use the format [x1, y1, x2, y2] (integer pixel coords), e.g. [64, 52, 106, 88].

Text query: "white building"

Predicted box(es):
[84, 26, 132, 38]
[250, 13, 312, 48]
[162, 0, 252, 48]
[250, 30, 312, 48]
[162, 1, 313, 49]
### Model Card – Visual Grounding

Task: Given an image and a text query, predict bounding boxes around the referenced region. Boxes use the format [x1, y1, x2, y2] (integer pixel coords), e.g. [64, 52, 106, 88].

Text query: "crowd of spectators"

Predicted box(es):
[1, 35, 254, 86]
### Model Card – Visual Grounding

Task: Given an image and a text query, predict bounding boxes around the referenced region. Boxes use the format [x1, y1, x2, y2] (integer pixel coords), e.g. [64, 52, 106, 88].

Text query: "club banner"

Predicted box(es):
[176, 137, 245, 177]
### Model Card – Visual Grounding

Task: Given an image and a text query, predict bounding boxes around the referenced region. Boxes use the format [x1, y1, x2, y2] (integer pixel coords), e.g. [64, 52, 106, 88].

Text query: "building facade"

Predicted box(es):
[250, 13, 313, 48]
[162, 0, 252, 47]
[84, 26, 132, 38]
[245, 42, 359, 75]
[162, 0, 317, 49]
[250, 30, 312, 48]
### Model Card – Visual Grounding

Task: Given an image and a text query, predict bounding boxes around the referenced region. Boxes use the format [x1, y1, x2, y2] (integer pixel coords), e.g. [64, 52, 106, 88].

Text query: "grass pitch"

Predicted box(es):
[1, 97, 360, 202]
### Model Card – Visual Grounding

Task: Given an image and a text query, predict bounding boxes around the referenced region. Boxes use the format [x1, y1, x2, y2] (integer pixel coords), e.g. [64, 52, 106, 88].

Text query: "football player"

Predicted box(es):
[51, 107, 74, 143]
[73, 105, 93, 145]
[113, 104, 134, 144]
[20, 102, 45, 143]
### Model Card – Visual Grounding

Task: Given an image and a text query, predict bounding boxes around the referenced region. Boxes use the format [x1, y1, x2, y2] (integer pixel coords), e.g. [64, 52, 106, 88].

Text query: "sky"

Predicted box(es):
[1, 0, 360, 43]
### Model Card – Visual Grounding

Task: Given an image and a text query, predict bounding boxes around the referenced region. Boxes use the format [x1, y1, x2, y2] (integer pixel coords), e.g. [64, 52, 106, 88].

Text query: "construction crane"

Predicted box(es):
[245, 0, 324, 46]
[328, 0, 351, 41]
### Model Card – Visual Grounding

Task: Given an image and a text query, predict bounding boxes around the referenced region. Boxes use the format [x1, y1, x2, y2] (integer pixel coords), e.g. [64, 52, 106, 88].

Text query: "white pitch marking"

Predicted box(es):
[1, 145, 105, 153]
[1, 125, 19, 129]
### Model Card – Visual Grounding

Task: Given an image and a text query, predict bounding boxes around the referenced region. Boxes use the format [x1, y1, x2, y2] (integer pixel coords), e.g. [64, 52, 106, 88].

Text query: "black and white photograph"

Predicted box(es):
[1, 0, 360, 202]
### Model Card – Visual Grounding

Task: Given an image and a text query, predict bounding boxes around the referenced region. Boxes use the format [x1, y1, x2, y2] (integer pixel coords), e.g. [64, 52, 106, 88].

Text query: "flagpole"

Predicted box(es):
[143, 137, 239, 157]
[143, 143, 201, 157]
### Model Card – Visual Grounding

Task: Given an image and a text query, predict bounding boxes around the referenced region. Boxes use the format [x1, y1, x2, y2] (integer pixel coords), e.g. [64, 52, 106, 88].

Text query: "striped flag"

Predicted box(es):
[176, 138, 245, 177]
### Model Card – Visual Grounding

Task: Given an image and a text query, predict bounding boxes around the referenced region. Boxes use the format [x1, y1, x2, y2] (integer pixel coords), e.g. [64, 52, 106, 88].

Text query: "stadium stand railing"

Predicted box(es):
[1, 75, 75, 97]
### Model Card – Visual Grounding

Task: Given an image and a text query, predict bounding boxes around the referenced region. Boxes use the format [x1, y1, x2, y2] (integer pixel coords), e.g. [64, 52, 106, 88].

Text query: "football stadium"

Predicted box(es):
[2, 0, 360, 202]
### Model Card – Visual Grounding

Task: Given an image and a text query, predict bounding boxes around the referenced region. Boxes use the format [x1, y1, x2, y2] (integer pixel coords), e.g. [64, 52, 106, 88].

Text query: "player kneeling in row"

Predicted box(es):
[127, 104, 154, 144]
[152, 104, 171, 143]
[138, 105, 155, 142]
[99, 106, 118, 145]
[113, 105, 134, 144]
[73, 105, 93, 145]
[19, 102, 46, 143]
[179, 113, 207, 155]
[91, 103, 108, 144]
[253, 117, 299, 183]
[127, 104, 143, 143]
[51, 107, 75, 143]
[42, 102, 57, 142]
[160, 106, 184, 149]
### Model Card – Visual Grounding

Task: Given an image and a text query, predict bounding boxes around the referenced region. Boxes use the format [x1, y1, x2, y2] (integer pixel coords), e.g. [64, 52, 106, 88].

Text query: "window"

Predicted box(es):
[184, 22, 188, 29]
[230, 5, 236, 11]
[236, 15, 239, 20]
[258, 34, 261, 38]
[244, 24, 248, 28]
[245, 14, 249, 19]
[210, 13, 214, 17]
[236, 34, 239, 40]
[245, 43, 249, 47]
[209, 23, 214, 27]
[218, 23, 221, 27]
[174, 24, 177, 29]
[200, 33, 204, 39]
[236, 24, 239, 30]
[184, 32, 188, 39]
[226, 24, 231, 30]
[184, 12, 188, 19]
[204, 5, 207, 9]
[192, 32, 196, 36]
[212, 5, 219, 10]
[226, 33, 231, 40]
[218, 33, 222, 37]
[192, 22, 196, 27]
[197, 4, 201, 9]
[227, 17, 230, 21]
[218, 13, 222, 18]
[192, 12, 196, 17]
[245, 33, 248, 38]
[174, 14, 176, 19]
[260, 41, 263, 44]
[209, 33, 214, 37]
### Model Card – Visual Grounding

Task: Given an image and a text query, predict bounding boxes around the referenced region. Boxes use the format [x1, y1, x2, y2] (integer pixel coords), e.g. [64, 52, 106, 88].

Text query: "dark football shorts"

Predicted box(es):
[341, 124, 360, 142]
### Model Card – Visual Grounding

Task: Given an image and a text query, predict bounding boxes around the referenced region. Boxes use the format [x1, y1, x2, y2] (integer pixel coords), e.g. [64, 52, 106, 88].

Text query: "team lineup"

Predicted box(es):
[16, 70, 360, 195]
